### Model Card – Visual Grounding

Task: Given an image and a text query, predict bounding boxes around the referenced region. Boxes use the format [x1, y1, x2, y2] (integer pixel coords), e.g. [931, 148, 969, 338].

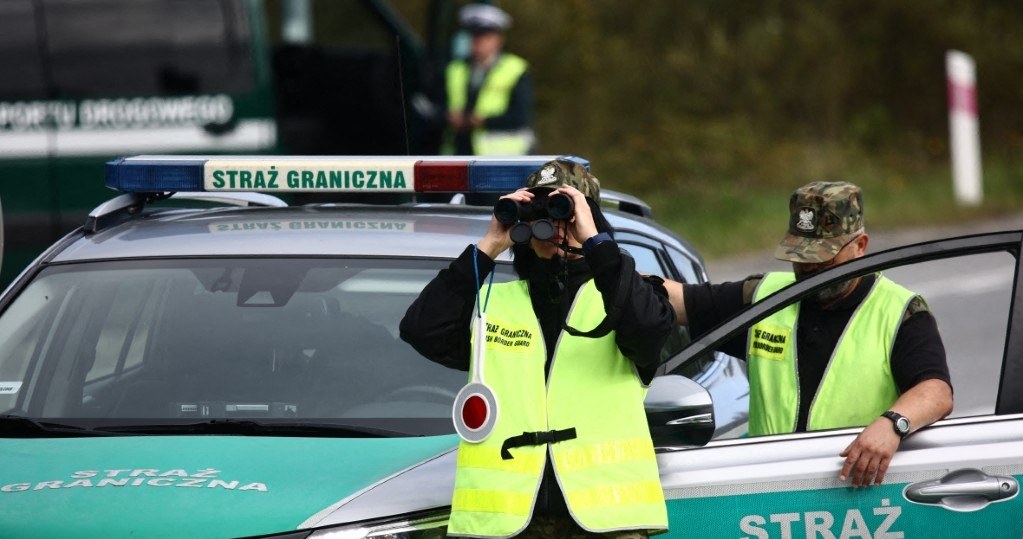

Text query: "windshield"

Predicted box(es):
[0, 258, 511, 436]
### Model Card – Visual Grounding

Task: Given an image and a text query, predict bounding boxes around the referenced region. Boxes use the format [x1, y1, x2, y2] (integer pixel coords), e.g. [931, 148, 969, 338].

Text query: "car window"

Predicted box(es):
[0, 258, 516, 435]
[619, 240, 667, 276]
[884, 251, 1013, 417]
[666, 246, 703, 285]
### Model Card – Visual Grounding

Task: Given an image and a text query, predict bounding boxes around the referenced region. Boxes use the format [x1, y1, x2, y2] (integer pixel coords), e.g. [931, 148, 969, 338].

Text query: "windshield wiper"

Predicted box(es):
[0, 414, 114, 438]
[95, 419, 409, 438]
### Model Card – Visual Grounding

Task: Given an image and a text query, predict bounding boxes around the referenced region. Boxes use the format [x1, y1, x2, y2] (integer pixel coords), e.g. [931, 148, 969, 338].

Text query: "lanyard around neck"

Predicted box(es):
[472, 244, 495, 318]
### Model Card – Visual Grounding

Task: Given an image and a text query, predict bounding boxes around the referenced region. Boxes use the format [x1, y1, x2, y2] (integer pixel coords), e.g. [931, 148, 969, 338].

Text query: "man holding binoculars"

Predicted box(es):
[400, 159, 675, 537]
[491, 181, 576, 247]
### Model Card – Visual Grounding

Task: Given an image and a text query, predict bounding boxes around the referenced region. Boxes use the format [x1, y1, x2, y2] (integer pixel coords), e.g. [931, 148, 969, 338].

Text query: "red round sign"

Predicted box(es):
[455, 315, 498, 443]
[453, 382, 498, 442]
[462, 394, 488, 430]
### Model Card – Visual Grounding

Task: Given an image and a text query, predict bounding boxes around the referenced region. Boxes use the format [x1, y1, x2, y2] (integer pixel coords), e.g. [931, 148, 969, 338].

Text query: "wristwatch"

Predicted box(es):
[881, 411, 911, 439]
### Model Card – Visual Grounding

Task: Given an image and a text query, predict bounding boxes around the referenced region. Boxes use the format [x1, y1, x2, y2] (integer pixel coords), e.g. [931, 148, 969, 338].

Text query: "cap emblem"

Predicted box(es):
[796, 208, 816, 232]
[535, 165, 558, 187]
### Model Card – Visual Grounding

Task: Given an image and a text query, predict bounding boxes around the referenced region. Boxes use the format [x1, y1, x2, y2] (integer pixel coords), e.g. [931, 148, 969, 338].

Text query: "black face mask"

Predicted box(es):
[794, 261, 856, 305]
[810, 279, 854, 304]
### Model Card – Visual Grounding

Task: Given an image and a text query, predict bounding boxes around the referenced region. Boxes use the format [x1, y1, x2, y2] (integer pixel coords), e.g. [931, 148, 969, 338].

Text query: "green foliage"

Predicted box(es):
[389, 1, 1023, 257]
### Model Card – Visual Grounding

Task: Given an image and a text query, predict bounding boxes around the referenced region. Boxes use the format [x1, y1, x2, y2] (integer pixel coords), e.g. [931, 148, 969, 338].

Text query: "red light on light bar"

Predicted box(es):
[415, 161, 469, 192]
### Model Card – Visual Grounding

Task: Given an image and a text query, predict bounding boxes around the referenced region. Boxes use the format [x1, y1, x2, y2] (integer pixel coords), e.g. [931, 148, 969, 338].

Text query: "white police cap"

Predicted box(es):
[459, 3, 512, 33]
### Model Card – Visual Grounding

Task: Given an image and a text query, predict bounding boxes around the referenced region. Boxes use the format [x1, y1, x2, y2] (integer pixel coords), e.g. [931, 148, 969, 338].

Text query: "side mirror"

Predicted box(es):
[644, 375, 715, 450]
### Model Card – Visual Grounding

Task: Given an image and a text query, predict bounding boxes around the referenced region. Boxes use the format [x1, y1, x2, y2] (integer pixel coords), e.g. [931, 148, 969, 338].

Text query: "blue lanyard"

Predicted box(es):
[472, 244, 495, 317]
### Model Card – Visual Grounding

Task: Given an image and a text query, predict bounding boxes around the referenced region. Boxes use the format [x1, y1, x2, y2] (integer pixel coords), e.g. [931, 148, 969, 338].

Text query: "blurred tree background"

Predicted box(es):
[396, 0, 1023, 257]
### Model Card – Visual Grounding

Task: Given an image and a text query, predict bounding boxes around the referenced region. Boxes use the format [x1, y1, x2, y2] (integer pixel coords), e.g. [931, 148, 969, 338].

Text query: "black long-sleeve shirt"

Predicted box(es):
[400, 240, 675, 516]
[682, 273, 951, 431]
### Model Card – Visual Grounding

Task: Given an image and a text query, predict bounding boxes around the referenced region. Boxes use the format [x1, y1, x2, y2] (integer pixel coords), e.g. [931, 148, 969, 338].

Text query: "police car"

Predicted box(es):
[1, 156, 1021, 538]
[0, 155, 732, 538]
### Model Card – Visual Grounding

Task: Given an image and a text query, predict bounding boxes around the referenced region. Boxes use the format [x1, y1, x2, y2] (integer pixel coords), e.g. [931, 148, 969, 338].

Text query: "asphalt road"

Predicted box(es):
[703, 211, 1023, 419]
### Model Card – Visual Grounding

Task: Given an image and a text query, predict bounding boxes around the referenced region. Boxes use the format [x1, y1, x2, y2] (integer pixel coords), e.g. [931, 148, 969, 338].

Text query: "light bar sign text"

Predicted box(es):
[204, 160, 414, 192]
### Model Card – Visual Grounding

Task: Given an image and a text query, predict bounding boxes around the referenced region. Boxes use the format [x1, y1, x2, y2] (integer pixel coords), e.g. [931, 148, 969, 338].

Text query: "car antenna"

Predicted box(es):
[395, 34, 411, 157]
[395, 33, 419, 205]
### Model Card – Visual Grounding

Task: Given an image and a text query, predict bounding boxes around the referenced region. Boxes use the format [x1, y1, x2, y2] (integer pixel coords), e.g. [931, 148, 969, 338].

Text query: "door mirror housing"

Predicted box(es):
[644, 374, 715, 450]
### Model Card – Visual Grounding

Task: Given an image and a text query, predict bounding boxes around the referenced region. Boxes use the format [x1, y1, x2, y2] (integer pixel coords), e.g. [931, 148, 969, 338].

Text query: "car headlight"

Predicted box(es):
[307, 510, 449, 539]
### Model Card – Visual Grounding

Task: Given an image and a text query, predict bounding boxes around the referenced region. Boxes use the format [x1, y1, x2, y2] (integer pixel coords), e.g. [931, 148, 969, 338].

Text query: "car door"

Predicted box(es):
[657, 231, 1023, 538]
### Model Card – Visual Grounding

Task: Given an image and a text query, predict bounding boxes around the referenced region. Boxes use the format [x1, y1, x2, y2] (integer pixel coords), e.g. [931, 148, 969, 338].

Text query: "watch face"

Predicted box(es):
[896, 417, 910, 433]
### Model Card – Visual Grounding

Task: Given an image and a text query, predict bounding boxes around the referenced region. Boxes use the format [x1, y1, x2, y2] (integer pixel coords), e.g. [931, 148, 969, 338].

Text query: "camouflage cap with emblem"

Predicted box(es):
[774, 181, 864, 264]
[524, 159, 601, 203]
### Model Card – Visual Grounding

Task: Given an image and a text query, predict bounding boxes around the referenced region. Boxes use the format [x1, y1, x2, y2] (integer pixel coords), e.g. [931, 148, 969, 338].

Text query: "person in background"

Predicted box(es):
[401, 160, 673, 537]
[664, 181, 953, 487]
[441, 3, 535, 155]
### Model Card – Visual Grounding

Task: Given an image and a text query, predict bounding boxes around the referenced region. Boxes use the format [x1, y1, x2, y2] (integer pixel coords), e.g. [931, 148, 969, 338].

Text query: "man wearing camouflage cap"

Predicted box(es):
[665, 181, 953, 487]
[401, 159, 673, 537]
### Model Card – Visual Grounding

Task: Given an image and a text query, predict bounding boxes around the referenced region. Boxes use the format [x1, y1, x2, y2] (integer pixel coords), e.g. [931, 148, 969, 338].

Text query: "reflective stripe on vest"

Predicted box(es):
[746, 272, 915, 436]
[447, 280, 667, 537]
[444, 54, 534, 155]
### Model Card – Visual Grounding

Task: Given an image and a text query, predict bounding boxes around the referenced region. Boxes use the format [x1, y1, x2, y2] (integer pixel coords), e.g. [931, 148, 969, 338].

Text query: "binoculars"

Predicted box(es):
[493, 192, 574, 244]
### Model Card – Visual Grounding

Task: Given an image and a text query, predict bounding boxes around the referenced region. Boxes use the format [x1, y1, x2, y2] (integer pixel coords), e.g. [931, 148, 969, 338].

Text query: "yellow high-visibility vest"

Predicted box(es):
[444, 54, 533, 155]
[747, 272, 915, 435]
[448, 279, 667, 538]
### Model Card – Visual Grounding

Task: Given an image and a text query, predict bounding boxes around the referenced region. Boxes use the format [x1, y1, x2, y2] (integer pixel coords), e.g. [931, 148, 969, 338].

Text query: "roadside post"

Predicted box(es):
[946, 50, 983, 206]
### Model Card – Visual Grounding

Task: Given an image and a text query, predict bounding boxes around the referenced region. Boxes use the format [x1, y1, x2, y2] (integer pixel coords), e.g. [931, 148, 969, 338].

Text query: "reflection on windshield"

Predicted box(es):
[0, 259, 513, 436]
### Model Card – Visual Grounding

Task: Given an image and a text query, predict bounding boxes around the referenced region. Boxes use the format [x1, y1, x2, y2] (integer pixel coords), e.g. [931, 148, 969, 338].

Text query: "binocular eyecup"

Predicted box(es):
[493, 193, 574, 245]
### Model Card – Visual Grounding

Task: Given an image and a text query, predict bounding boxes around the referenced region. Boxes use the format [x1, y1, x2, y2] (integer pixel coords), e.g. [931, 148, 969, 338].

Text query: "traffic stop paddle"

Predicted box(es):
[453, 313, 499, 443]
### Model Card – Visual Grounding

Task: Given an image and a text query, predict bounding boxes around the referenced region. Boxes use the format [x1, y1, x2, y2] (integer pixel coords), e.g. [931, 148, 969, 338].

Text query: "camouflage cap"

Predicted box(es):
[774, 181, 865, 264]
[525, 159, 601, 203]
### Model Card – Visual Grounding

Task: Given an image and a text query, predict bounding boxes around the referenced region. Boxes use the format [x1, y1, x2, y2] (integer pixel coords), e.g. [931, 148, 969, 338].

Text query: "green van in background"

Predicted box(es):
[0, 0, 445, 287]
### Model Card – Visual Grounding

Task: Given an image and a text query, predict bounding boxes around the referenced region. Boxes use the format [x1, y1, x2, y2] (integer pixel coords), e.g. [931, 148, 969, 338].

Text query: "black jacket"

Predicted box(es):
[399, 239, 675, 516]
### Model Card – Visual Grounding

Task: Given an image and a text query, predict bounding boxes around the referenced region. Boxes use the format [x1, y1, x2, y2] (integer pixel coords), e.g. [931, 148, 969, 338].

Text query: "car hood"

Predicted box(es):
[0, 435, 458, 538]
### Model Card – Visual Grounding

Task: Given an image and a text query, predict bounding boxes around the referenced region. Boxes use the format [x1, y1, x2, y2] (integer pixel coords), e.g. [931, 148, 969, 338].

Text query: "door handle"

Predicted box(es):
[904, 468, 1019, 512]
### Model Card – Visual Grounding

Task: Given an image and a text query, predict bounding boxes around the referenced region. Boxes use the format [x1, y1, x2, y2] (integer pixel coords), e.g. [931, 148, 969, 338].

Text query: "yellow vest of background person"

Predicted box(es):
[746, 272, 916, 436]
[444, 53, 533, 155]
[448, 280, 668, 538]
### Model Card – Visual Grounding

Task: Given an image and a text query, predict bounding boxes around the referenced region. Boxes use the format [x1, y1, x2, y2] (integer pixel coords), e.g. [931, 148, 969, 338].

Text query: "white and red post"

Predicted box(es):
[946, 50, 983, 206]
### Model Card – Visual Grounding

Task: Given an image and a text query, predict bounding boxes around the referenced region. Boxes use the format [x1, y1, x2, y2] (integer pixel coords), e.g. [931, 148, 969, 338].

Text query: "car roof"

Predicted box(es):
[49, 201, 699, 264]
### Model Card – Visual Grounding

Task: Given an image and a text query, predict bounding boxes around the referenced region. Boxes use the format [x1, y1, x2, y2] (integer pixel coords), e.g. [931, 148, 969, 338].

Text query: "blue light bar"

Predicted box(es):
[105, 157, 206, 192]
[467, 159, 551, 192]
[105, 155, 591, 195]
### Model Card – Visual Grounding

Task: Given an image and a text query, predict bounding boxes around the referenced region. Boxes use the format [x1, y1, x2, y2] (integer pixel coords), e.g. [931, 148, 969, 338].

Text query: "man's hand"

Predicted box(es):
[477, 189, 534, 259]
[447, 111, 467, 132]
[838, 417, 901, 487]
[838, 379, 953, 487]
[550, 185, 597, 245]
